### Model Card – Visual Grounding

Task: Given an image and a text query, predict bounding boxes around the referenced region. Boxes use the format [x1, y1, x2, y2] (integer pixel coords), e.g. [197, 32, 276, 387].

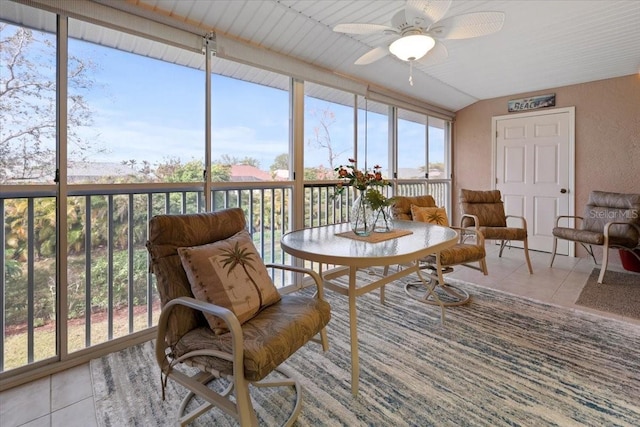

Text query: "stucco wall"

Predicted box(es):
[452, 73, 640, 262]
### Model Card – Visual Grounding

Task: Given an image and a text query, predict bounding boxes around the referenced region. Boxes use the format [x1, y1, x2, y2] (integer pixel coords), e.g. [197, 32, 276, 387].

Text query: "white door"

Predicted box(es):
[493, 107, 575, 254]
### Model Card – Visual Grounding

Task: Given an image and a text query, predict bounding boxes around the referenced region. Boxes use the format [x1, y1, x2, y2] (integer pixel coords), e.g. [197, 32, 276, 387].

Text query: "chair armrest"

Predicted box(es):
[156, 297, 244, 372]
[555, 215, 583, 228]
[265, 263, 326, 300]
[505, 215, 528, 230]
[460, 214, 480, 230]
[450, 226, 485, 248]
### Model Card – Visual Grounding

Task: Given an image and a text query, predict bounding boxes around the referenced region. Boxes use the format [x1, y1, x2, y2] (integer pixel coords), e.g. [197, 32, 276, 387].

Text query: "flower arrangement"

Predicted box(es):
[334, 159, 393, 235]
[334, 159, 391, 195]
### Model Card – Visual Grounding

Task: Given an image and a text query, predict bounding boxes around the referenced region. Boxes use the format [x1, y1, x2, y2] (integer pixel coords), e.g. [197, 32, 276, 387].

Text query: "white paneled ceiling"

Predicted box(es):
[126, 0, 640, 111]
[7, 0, 640, 112]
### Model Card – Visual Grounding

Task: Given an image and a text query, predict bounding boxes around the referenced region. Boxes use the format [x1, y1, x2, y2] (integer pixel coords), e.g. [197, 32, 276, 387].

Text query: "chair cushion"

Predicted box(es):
[460, 189, 503, 204]
[391, 195, 436, 220]
[410, 205, 449, 226]
[553, 227, 638, 248]
[172, 294, 331, 382]
[178, 229, 281, 335]
[479, 226, 527, 241]
[582, 191, 640, 243]
[146, 208, 248, 345]
[553, 227, 604, 245]
[459, 189, 508, 228]
[422, 243, 486, 267]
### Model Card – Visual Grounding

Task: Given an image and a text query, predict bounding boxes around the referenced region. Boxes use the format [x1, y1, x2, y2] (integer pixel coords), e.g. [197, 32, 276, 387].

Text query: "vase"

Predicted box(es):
[350, 192, 375, 236]
[373, 206, 393, 233]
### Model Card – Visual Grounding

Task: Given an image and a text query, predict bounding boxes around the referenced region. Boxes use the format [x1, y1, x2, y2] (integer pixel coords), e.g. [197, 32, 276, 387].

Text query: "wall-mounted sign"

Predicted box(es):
[508, 93, 556, 112]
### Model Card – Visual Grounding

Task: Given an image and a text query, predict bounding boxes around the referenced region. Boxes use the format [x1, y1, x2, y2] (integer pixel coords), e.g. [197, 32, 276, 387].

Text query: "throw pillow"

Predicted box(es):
[410, 205, 450, 226]
[178, 229, 281, 335]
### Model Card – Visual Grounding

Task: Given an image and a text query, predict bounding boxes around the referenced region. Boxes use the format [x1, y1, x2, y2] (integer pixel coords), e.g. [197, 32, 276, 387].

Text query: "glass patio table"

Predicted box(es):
[280, 220, 458, 395]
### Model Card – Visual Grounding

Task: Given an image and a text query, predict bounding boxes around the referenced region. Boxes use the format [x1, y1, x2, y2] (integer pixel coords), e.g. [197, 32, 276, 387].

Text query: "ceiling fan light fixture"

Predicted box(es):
[389, 34, 436, 61]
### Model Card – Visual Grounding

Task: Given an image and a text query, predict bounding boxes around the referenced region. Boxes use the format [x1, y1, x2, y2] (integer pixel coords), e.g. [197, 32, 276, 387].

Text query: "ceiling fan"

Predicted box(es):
[333, 0, 505, 84]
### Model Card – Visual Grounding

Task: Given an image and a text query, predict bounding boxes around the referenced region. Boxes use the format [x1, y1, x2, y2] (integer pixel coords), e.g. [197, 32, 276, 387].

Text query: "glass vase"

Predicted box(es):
[373, 205, 394, 233]
[350, 192, 375, 236]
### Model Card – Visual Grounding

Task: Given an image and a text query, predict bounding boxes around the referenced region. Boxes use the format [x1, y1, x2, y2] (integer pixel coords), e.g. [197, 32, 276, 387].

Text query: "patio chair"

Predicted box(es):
[146, 208, 331, 426]
[459, 189, 533, 274]
[391, 195, 487, 305]
[550, 190, 640, 283]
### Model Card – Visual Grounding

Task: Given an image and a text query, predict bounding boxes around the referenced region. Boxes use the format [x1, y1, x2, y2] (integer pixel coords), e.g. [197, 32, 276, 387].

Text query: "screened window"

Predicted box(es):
[303, 82, 355, 180]
[67, 19, 206, 184]
[1, 19, 57, 184]
[357, 97, 389, 179]
[428, 117, 448, 179]
[397, 109, 427, 179]
[1, 6, 59, 371]
[211, 59, 289, 182]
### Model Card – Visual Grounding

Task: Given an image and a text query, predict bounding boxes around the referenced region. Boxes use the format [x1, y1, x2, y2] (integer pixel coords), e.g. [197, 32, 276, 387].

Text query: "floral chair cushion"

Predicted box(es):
[410, 205, 450, 226]
[178, 229, 281, 335]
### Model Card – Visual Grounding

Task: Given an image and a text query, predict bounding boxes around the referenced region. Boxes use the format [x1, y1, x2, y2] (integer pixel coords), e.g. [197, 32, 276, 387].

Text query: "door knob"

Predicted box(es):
[560, 188, 567, 194]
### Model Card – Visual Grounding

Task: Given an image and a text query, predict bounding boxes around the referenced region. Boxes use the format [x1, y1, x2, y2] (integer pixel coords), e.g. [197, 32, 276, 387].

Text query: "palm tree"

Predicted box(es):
[427, 210, 447, 225]
[219, 241, 264, 307]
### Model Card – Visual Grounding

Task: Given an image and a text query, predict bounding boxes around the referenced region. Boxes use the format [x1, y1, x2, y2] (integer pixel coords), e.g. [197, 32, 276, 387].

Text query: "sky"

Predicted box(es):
[67, 27, 445, 174]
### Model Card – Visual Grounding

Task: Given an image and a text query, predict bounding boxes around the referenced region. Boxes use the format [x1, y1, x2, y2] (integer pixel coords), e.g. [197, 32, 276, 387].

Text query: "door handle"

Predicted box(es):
[560, 188, 567, 194]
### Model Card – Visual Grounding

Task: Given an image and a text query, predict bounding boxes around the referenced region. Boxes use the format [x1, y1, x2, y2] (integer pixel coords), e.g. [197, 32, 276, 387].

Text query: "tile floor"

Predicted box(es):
[1, 247, 639, 427]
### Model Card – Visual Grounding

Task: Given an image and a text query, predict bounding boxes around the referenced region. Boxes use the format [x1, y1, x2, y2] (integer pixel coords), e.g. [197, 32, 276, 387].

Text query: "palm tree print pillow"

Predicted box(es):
[178, 229, 281, 335]
[410, 205, 450, 226]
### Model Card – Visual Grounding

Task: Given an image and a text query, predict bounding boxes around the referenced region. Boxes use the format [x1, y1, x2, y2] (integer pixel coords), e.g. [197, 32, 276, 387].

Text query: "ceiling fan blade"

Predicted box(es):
[354, 46, 389, 65]
[430, 11, 505, 40]
[417, 40, 448, 65]
[333, 23, 396, 35]
[405, 0, 452, 28]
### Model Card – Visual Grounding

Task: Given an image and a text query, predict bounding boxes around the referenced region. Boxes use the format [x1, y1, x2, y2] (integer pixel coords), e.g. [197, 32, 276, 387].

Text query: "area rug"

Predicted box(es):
[576, 268, 640, 320]
[91, 277, 640, 426]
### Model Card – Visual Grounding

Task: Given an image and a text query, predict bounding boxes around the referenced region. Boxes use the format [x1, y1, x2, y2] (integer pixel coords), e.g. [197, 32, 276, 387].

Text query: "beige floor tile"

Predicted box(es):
[0, 376, 50, 427]
[51, 364, 92, 411]
[51, 397, 97, 427]
[18, 414, 51, 427]
[548, 254, 583, 270]
[554, 280, 591, 303]
[518, 287, 564, 303]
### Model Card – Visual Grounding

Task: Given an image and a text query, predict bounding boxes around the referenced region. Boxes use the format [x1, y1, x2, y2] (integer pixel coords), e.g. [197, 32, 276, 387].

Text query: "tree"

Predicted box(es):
[270, 153, 289, 176]
[307, 106, 348, 174]
[218, 154, 260, 168]
[0, 24, 102, 184]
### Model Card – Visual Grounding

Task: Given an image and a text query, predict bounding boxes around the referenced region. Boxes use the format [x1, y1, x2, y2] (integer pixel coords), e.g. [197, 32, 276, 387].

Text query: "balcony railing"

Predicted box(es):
[1, 179, 449, 374]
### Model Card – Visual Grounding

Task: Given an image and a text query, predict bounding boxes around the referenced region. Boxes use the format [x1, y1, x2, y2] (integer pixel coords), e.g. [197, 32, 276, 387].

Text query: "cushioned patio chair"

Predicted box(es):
[550, 190, 640, 284]
[459, 189, 533, 274]
[146, 208, 331, 426]
[391, 195, 487, 306]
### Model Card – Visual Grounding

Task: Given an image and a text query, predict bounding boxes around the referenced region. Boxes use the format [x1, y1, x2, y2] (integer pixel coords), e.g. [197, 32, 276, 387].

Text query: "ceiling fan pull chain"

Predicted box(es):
[409, 61, 414, 86]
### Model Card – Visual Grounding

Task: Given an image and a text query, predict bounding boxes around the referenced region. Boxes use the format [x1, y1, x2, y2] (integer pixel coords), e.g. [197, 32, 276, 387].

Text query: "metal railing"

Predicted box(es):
[1, 179, 449, 373]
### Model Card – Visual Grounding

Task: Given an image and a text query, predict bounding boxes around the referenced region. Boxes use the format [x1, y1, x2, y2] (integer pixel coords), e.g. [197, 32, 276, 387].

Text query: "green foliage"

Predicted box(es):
[217, 154, 260, 168]
[270, 153, 289, 174]
[155, 157, 204, 182]
[304, 167, 321, 180]
[3, 258, 56, 326]
[4, 249, 150, 327]
[89, 250, 149, 309]
[365, 188, 394, 211]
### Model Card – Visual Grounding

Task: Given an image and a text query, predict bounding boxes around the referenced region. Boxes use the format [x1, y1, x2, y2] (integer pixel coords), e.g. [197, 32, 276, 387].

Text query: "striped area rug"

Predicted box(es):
[91, 276, 640, 426]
